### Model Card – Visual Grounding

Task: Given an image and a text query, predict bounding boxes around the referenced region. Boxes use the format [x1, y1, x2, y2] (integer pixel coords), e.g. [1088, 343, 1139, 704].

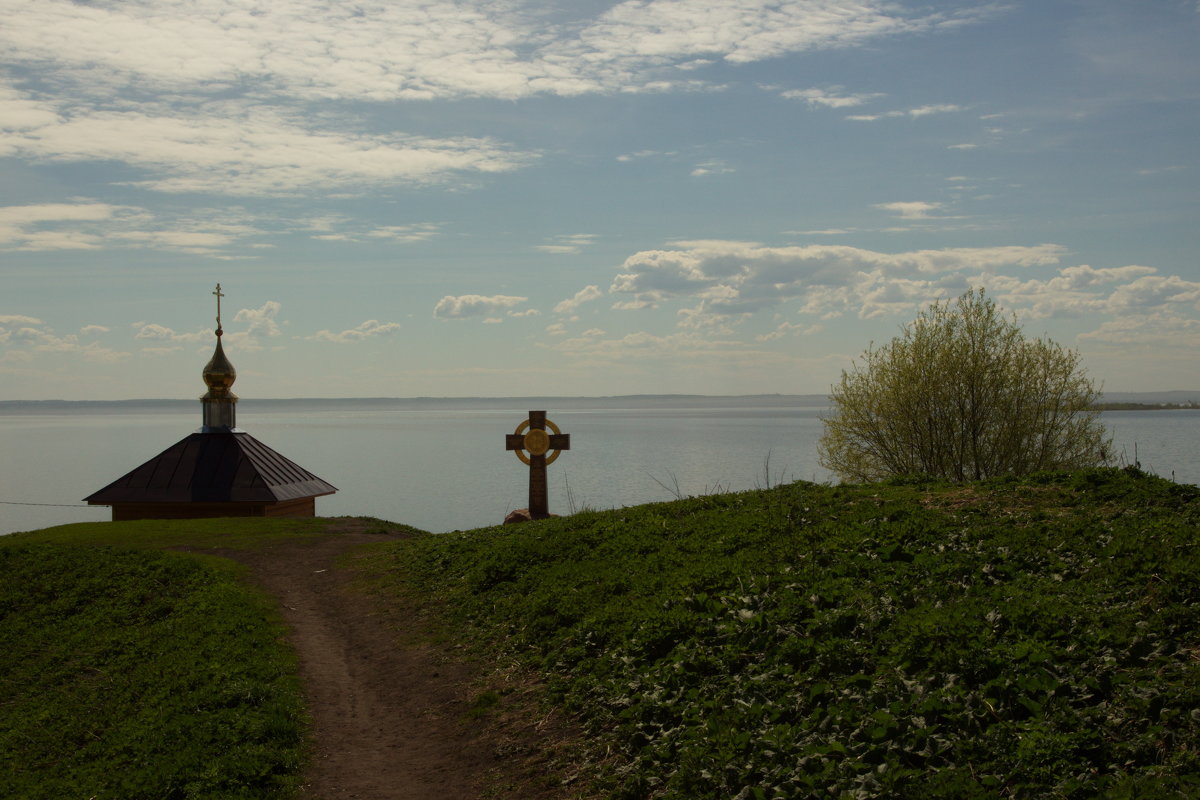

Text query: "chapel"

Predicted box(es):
[84, 286, 337, 521]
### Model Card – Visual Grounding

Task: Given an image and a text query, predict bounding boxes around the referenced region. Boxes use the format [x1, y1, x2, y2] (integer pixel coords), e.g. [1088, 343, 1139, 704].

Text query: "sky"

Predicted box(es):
[1, 0, 1198, 400]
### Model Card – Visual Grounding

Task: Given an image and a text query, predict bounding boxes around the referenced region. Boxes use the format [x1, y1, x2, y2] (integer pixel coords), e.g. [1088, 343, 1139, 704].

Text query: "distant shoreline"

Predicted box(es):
[1, 392, 1197, 413]
[0, 394, 833, 413]
[1093, 402, 1200, 411]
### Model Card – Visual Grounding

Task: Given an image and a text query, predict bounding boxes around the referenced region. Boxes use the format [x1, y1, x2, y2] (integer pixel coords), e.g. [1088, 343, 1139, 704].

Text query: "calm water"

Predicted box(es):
[1, 399, 1196, 536]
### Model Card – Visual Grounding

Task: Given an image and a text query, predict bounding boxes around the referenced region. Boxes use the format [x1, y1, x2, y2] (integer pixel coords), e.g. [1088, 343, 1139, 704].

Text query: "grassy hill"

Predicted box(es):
[3, 468, 1199, 799]
[0, 519, 330, 800]
[375, 467, 1200, 799]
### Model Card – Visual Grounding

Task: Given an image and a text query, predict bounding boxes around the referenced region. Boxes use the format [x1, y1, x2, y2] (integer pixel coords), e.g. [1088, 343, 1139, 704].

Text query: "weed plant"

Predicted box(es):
[383, 468, 1200, 798]
[0, 529, 307, 799]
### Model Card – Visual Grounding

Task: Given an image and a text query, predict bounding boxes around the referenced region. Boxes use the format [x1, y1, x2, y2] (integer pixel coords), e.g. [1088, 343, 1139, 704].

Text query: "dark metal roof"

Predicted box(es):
[84, 431, 337, 505]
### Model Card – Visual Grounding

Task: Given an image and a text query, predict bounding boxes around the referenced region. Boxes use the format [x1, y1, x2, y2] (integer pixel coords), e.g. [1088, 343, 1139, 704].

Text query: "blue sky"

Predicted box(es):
[1, 0, 1197, 400]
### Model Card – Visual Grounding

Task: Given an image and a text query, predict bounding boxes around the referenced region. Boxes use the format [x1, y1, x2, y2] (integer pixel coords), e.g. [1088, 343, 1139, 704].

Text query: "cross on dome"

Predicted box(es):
[213, 283, 225, 335]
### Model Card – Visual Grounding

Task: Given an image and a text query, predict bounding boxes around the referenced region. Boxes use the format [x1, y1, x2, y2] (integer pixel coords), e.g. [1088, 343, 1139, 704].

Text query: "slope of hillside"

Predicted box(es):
[5, 469, 1198, 799]
[0, 532, 306, 799]
[0, 517, 556, 800]
[378, 468, 1200, 799]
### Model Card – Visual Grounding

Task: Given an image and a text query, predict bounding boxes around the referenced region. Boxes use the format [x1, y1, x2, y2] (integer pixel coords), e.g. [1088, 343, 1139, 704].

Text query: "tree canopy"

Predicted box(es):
[819, 289, 1110, 483]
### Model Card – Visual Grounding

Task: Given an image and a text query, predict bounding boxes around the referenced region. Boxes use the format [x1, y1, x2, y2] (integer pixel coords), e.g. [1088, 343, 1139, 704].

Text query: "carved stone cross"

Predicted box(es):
[505, 410, 570, 519]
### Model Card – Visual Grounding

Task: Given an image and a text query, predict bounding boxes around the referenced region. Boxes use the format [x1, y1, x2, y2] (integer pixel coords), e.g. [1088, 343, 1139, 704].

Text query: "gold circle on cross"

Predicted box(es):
[524, 428, 550, 456]
[512, 418, 564, 466]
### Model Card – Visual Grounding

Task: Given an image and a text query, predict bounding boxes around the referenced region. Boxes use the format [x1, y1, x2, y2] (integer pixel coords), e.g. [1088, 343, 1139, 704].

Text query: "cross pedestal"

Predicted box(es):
[505, 410, 570, 519]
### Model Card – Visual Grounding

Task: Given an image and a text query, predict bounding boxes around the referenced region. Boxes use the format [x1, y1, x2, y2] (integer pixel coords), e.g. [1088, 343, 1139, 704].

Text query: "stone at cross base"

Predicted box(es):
[503, 508, 560, 525]
[503, 410, 570, 523]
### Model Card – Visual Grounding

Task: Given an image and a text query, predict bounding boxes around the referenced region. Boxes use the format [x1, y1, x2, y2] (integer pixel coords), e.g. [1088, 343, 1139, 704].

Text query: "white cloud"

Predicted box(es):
[299, 215, 352, 234]
[0, 201, 274, 255]
[310, 319, 402, 343]
[3, 102, 536, 197]
[134, 323, 178, 341]
[958, 265, 1200, 333]
[1079, 312, 1200, 348]
[111, 230, 238, 254]
[616, 149, 675, 162]
[553, 285, 604, 315]
[0, 202, 127, 250]
[0, 202, 118, 228]
[0, 0, 976, 103]
[909, 103, 963, 117]
[294, 215, 441, 244]
[847, 103, 963, 122]
[786, 228, 853, 236]
[609, 239, 1069, 322]
[856, 277, 952, 319]
[692, 160, 734, 177]
[433, 294, 529, 320]
[366, 224, 441, 243]
[1137, 165, 1187, 176]
[0, 1, 540, 101]
[566, 0, 942, 73]
[756, 321, 822, 341]
[535, 233, 597, 255]
[0, 84, 60, 130]
[874, 201, 944, 220]
[230, 301, 283, 349]
[133, 323, 210, 344]
[781, 86, 883, 108]
[1, 318, 129, 362]
[0, 1, 994, 203]
[1105, 274, 1200, 313]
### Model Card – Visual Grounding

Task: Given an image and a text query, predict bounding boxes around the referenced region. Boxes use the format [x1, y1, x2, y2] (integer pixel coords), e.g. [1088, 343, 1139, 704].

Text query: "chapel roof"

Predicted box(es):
[84, 430, 337, 505]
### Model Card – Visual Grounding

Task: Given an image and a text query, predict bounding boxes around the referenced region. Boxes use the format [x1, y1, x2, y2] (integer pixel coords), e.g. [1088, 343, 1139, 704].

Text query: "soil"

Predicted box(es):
[217, 520, 578, 800]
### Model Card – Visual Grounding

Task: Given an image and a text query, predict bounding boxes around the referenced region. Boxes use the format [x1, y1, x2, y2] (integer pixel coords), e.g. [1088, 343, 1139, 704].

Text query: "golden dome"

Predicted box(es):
[202, 334, 237, 397]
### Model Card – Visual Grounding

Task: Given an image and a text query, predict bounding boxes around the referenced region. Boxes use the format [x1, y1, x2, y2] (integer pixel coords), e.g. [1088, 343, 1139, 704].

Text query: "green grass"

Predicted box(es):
[5, 473, 1199, 799]
[2, 514, 331, 550]
[374, 467, 1200, 799]
[0, 520, 313, 800]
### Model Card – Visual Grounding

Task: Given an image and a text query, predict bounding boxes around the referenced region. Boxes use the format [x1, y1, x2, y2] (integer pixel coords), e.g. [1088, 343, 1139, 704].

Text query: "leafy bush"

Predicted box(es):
[384, 469, 1200, 798]
[820, 289, 1110, 483]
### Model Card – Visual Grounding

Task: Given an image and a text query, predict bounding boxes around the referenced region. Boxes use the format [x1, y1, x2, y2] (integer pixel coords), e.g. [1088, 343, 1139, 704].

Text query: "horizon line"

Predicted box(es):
[2, 390, 1198, 405]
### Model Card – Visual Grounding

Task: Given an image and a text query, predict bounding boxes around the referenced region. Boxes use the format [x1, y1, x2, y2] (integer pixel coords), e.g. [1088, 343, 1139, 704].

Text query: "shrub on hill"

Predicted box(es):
[384, 468, 1200, 799]
[820, 289, 1110, 483]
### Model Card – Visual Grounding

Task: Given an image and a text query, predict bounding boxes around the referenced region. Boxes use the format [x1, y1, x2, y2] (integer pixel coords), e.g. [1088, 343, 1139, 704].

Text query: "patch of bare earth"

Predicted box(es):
[216, 519, 579, 800]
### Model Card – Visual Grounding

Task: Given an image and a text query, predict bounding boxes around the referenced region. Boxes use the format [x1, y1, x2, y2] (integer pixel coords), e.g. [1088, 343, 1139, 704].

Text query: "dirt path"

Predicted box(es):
[219, 524, 568, 800]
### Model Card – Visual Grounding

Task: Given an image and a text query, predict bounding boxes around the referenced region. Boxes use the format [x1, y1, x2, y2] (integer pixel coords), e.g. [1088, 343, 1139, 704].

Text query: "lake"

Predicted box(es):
[2, 398, 1197, 536]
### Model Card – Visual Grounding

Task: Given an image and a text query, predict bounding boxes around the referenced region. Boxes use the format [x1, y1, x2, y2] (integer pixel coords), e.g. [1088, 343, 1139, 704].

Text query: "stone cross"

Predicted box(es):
[505, 410, 570, 519]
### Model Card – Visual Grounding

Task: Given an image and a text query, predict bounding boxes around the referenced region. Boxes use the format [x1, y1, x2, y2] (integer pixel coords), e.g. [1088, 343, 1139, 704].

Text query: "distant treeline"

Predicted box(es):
[1094, 401, 1200, 411]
